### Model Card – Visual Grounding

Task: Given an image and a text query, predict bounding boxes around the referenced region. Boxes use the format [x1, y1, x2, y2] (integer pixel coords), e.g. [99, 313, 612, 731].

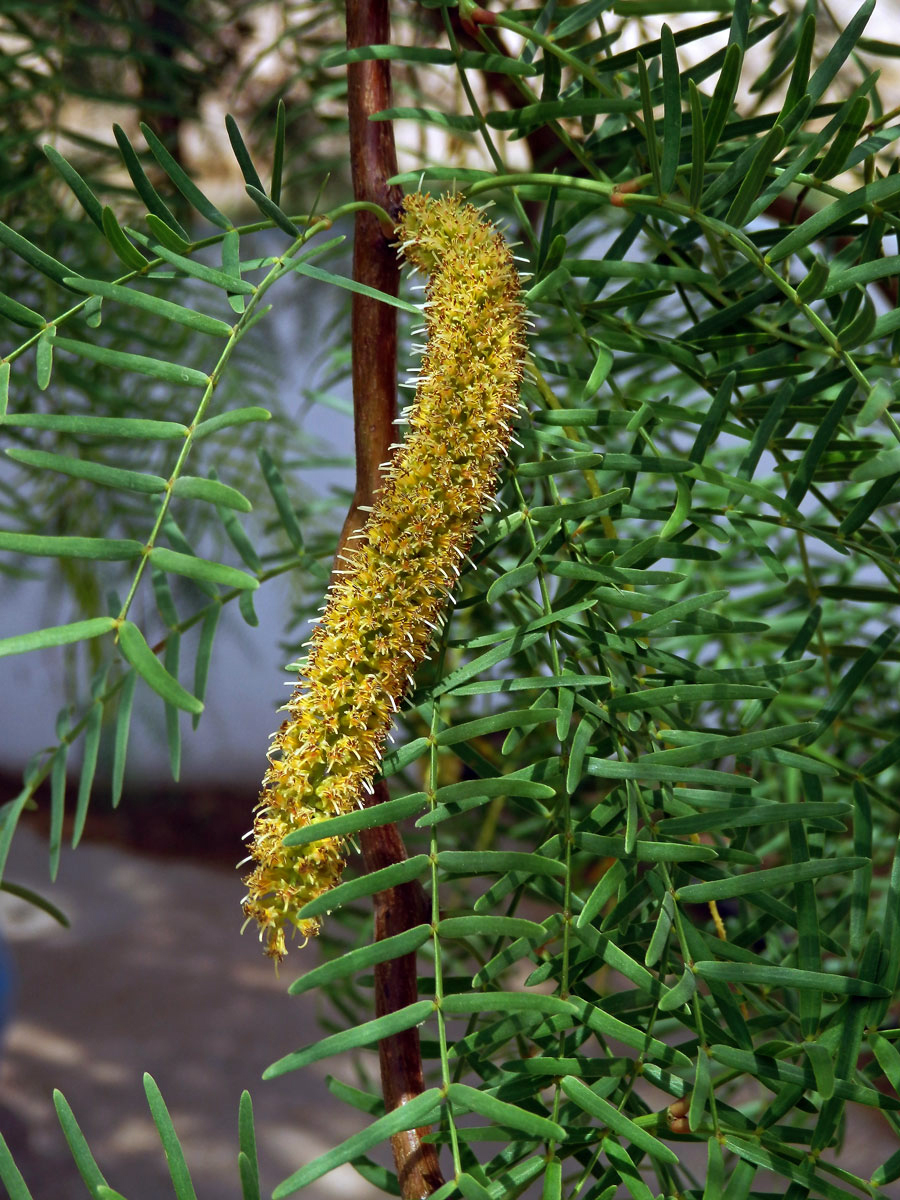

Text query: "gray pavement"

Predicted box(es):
[0, 825, 380, 1200]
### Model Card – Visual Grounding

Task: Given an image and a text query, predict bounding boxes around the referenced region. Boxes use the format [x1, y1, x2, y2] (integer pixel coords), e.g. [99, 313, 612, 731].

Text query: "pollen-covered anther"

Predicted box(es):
[243, 191, 525, 961]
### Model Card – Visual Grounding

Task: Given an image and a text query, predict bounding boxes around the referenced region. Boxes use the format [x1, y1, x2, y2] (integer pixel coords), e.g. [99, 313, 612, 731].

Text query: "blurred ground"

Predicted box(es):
[0, 824, 382, 1200]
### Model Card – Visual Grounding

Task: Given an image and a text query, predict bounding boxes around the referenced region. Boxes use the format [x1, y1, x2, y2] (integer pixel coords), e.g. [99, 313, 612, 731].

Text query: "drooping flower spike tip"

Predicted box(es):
[242, 192, 526, 960]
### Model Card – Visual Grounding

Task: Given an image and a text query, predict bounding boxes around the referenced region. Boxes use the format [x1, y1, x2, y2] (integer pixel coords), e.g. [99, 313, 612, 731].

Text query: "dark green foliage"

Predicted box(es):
[1, 1, 900, 1198]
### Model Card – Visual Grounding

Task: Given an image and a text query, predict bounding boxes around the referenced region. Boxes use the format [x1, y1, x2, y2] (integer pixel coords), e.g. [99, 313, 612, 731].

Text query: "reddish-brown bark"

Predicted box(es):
[343, 2, 444, 1195]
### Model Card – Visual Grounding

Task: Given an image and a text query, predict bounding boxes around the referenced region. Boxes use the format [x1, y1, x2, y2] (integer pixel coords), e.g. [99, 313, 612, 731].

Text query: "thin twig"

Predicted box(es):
[344, 2, 444, 1195]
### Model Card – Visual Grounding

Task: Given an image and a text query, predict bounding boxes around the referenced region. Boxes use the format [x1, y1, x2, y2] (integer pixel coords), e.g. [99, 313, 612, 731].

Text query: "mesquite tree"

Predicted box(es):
[2, 1, 900, 1198]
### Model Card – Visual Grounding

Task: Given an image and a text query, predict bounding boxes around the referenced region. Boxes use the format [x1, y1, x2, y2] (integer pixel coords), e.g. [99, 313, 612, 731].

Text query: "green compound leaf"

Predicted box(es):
[117, 621, 203, 715]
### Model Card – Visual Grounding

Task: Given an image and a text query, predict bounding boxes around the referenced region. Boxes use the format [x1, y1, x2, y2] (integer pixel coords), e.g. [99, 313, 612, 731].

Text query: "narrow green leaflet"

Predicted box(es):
[193, 407, 271, 440]
[438, 850, 566, 878]
[561, 1076, 678, 1164]
[698, 962, 889, 999]
[447, 1084, 564, 1141]
[623, 589, 729, 634]
[282, 792, 429, 846]
[43, 146, 104, 229]
[712, 1045, 894, 1107]
[225, 114, 266, 193]
[1, 413, 187, 439]
[436, 708, 558, 745]
[117, 621, 203, 714]
[0, 881, 68, 927]
[0, 533, 144, 561]
[439, 916, 548, 941]
[238, 1091, 261, 1200]
[0, 1133, 33, 1200]
[290, 260, 420, 315]
[724, 123, 787, 228]
[74, 672, 107, 847]
[0, 219, 77, 286]
[101, 207, 149, 271]
[297, 855, 430, 920]
[0, 293, 44, 329]
[258, 448, 305, 551]
[64, 278, 233, 336]
[140, 122, 231, 231]
[142, 239, 256, 293]
[170, 477, 252, 513]
[6, 447, 167, 494]
[677, 857, 867, 901]
[53, 1090, 108, 1194]
[264, 1000, 434, 1078]
[143, 1074, 198, 1200]
[288, 925, 432, 996]
[766, 174, 900, 265]
[148, 549, 259, 592]
[271, 1089, 442, 1198]
[646, 722, 816, 766]
[53, 336, 210, 387]
[0, 617, 117, 659]
[111, 671, 138, 809]
[113, 123, 190, 241]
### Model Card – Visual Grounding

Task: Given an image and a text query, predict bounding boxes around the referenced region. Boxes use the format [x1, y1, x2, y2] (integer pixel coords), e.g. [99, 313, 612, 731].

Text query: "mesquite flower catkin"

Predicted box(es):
[243, 193, 526, 961]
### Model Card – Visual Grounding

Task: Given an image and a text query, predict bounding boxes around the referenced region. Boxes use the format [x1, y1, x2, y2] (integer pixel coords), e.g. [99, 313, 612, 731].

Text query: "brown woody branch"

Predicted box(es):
[344, 2, 444, 1195]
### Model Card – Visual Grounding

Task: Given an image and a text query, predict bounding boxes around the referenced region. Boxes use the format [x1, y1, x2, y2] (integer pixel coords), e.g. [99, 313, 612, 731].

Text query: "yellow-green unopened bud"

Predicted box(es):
[243, 193, 526, 960]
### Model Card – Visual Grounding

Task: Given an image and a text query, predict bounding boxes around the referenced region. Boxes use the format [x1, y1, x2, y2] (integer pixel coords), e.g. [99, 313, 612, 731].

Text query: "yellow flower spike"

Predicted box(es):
[242, 192, 526, 960]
